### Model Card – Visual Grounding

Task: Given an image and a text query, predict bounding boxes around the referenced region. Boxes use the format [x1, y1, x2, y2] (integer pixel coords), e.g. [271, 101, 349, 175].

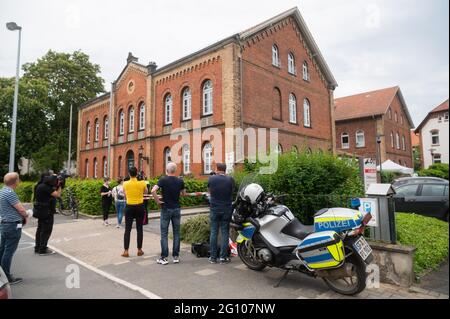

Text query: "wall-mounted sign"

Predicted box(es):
[359, 198, 379, 227]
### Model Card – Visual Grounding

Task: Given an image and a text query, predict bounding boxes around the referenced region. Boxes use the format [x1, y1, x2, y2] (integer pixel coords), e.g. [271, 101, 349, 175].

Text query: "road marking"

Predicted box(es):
[195, 268, 218, 276]
[22, 230, 162, 299]
[143, 255, 157, 259]
[137, 260, 156, 266]
[114, 260, 130, 266]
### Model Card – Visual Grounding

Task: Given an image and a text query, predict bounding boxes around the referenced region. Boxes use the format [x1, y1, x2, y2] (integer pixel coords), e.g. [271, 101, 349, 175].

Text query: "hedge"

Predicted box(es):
[418, 163, 449, 180]
[396, 212, 449, 276]
[0, 181, 35, 202]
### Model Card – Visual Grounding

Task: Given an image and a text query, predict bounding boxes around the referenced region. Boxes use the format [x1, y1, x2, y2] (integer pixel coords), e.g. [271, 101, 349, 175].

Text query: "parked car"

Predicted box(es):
[0, 266, 12, 299]
[392, 176, 448, 188]
[393, 180, 449, 221]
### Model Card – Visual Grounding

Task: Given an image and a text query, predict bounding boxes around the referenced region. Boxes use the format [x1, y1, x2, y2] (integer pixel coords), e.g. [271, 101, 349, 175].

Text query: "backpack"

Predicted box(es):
[191, 243, 211, 258]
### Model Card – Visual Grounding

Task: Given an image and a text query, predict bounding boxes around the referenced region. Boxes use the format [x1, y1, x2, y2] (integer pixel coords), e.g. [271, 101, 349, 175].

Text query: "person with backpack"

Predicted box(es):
[112, 178, 126, 229]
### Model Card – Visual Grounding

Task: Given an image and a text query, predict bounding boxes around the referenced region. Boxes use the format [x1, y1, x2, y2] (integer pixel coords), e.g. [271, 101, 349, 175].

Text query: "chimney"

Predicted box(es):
[127, 52, 138, 64]
[147, 61, 157, 74]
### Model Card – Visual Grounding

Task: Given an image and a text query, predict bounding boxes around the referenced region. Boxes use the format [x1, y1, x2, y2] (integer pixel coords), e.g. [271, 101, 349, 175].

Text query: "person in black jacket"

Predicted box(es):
[34, 174, 61, 256]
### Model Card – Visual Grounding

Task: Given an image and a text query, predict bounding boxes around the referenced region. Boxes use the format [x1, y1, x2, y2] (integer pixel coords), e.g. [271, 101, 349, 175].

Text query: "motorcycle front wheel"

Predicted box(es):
[322, 255, 366, 296]
[237, 241, 266, 271]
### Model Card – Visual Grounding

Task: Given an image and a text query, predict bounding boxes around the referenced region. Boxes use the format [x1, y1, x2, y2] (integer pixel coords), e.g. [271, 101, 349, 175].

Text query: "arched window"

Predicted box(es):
[126, 150, 134, 172]
[272, 44, 280, 67]
[272, 87, 282, 120]
[103, 157, 108, 178]
[86, 122, 91, 144]
[202, 80, 213, 116]
[402, 135, 406, 151]
[203, 142, 213, 174]
[128, 106, 135, 132]
[276, 144, 283, 155]
[388, 108, 392, 120]
[182, 144, 190, 175]
[341, 133, 349, 149]
[94, 119, 99, 141]
[303, 99, 311, 127]
[104, 116, 109, 140]
[139, 102, 145, 130]
[390, 132, 394, 148]
[356, 131, 365, 148]
[119, 110, 124, 135]
[165, 94, 172, 125]
[401, 115, 404, 125]
[291, 145, 299, 153]
[288, 52, 296, 75]
[164, 147, 171, 171]
[93, 158, 98, 179]
[395, 112, 398, 123]
[182, 87, 192, 120]
[396, 132, 400, 149]
[302, 61, 309, 81]
[289, 93, 297, 124]
[85, 159, 89, 178]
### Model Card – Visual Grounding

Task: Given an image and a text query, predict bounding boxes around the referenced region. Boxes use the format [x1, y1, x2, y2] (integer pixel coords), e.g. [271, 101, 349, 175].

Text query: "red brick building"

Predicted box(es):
[334, 86, 414, 168]
[77, 8, 338, 179]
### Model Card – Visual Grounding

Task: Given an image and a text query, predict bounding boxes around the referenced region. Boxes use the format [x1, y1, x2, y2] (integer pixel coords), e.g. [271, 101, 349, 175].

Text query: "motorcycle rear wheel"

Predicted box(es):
[322, 255, 366, 296]
[237, 242, 266, 271]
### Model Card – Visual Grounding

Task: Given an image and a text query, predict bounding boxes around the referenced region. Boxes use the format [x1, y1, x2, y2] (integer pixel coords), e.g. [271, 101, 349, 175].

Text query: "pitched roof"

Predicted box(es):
[415, 99, 449, 133]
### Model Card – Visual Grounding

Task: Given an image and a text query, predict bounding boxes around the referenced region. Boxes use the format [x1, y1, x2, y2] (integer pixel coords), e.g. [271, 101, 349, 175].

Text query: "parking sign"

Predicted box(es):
[359, 198, 379, 227]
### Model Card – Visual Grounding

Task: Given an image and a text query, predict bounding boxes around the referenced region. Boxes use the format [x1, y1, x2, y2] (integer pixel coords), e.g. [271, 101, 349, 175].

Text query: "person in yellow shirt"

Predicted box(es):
[121, 167, 148, 258]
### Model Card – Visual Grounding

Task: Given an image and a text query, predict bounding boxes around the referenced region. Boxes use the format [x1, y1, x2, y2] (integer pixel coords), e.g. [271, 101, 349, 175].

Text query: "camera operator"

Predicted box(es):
[34, 174, 61, 256]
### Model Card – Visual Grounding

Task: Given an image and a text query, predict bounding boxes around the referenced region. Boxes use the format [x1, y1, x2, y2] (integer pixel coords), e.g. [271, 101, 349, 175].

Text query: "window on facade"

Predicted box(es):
[390, 132, 394, 148]
[402, 135, 406, 151]
[182, 144, 190, 175]
[341, 133, 349, 149]
[86, 122, 91, 143]
[272, 44, 280, 67]
[288, 53, 296, 75]
[388, 108, 392, 120]
[164, 147, 171, 171]
[85, 159, 89, 178]
[119, 110, 124, 135]
[356, 131, 365, 148]
[94, 119, 99, 141]
[431, 131, 440, 145]
[182, 88, 192, 120]
[291, 145, 299, 153]
[302, 61, 309, 81]
[165, 94, 172, 125]
[128, 107, 135, 132]
[395, 112, 398, 123]
[103, 157, 108, 178]
[203, 142, 213, 174]
[202, 80, 213, 116]
[401, 115, 404, 125]
[396, 132, 400, 149]
[272, 87, 282, 120]
[93, 158, 98, 179]
[303, 99, 311, 127]
[104, 117, 109, 140]
[139, 103, 145, 130]
[445, 112, 449, 121]
[276, 144, 283, 155]
[433, 154, 442, 164]
[289, 93, 297, 124]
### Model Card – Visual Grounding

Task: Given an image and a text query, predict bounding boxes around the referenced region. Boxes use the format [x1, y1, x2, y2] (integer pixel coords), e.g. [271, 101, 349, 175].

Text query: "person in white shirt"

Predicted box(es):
[112, 178, 126, 228]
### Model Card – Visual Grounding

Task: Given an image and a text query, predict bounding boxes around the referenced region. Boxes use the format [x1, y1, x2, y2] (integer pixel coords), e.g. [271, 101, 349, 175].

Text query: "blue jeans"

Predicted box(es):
[0, 223, 22, 280]
[210, 206, 232, 260]
[160, 208, 181, 258]
[115, 201, 126, 225]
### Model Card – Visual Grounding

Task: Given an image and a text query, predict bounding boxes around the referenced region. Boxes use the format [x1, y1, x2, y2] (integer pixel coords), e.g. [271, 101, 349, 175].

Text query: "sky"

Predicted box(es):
[0, 0, 448, 127]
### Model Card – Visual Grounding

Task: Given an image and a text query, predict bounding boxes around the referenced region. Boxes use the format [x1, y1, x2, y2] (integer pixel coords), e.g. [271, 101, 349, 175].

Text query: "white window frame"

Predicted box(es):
[431, 131, 440, 145]
[119, 111, 124, 135]
[402, 135, 406, 151]
[388, 108, 392, 120]
[356, 131, 365, 148]
[128, 107, 135, 133]
[139, 103, 145, 130]
[94, 119, 99, 141]
[182, 144, 190, 175]
[103, 158, 108, 178]
[202, 81, 213, 116]
[104, 117, 109, 140]
[276, 144, 283, 155]
[203, 143, 213, 174]
[85, 160, 89, 178]
[164, 148, 171, 170]
[433, 154, 442, 164]
[303, 99, 311, 127]
[165, 94, 173, 125]
[400, 115, 404, 125]
[396, 133, 400, 149]
[341, 133, 349, 149]
[272, 44, 280, 67]
[289, 93, 297, 124]
[302, 61, 309, 81]
[390, 132, 394, 148]
[86, 122, 91, 143]
[444, 112, 449, 121]
[288, 53, 296, 75]
[93, 158, 98, 179]
[182, 88, 192, 120]
[395, 112, 398, 123]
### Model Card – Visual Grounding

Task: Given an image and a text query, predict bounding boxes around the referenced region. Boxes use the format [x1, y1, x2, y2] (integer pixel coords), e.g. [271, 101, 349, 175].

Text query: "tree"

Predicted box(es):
[22, 50, 105, 171]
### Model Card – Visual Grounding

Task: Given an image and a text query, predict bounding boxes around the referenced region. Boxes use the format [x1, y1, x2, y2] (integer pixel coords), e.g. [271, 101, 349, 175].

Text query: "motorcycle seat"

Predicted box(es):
[281, 218, 315, 240]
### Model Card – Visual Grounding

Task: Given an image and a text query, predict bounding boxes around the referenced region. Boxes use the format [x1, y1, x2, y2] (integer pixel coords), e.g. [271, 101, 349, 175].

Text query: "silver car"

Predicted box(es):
[0, 266, 12, 299]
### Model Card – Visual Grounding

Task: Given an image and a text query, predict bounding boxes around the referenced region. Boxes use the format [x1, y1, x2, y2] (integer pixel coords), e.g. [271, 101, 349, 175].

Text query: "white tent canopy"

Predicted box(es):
[377, 160, 414, 175]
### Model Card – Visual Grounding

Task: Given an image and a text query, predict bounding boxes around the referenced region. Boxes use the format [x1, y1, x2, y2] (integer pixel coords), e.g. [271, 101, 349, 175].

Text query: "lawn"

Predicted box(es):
[396, 212, 449, 276]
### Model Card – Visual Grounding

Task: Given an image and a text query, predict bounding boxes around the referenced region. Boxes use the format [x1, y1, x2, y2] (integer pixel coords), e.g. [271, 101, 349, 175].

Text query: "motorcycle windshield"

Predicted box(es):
[236, 172, 262, 201]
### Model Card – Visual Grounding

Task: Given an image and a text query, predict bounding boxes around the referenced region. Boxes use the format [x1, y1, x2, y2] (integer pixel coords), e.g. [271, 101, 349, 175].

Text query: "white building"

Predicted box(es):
[415, 99, 449, 168]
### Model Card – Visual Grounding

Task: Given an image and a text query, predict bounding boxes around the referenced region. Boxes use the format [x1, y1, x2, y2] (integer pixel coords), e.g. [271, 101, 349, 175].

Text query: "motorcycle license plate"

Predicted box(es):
[353, 237, 372, 261]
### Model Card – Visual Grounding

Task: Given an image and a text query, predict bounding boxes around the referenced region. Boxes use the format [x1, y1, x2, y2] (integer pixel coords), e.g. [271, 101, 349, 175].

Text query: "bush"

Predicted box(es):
[180, 214, 210, 243]
[396, 213, 449, 276]
[0, 181, 35, 202]
[236, 152, 364, 224]
[381, 171, 404, 184]
[418, 163, 449, 180]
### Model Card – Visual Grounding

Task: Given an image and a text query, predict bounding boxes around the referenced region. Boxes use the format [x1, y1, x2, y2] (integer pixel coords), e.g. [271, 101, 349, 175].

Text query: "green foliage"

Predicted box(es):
[180, 214, 210, 243]
[0, 181, 35, 202]
[413, 146, 422, 172]
[418, 163, 449, 180]
[381, 171, 403, 183]
[236, 152, 364, 224]
[396, 213, 449, 275]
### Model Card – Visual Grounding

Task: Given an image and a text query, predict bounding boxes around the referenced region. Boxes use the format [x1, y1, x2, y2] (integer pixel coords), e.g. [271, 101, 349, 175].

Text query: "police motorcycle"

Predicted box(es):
[230, 176, 374, 295]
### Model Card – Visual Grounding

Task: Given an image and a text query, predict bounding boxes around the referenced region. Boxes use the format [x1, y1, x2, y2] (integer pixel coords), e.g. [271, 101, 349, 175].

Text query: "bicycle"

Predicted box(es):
[56, 187, 79, 219]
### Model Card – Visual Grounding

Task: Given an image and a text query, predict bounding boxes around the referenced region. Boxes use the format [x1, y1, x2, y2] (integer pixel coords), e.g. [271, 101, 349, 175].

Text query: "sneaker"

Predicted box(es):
[8, 277, 23, 285]
[157, 257, 169, 265]
[103, 221, 110, 226]
[39, 248, 56, 256]
[115, 224, 121, 229]
[220, 257, 231, 264]
[208, 257, 217, 264]
[173, 256, 180, 264]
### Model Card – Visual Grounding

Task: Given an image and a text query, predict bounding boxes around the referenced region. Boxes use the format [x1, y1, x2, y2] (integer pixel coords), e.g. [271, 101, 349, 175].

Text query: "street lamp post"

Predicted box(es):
[376, 135, 383, 182]
[6, 22, 22, 173]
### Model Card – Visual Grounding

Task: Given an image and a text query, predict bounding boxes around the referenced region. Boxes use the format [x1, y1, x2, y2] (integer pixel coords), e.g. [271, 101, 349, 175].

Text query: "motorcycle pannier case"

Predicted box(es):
[296, 231, 345, 270]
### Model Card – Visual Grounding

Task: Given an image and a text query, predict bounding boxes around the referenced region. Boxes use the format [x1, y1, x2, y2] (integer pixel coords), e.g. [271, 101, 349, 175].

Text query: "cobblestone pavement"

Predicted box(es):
[16, 214, 449, 299]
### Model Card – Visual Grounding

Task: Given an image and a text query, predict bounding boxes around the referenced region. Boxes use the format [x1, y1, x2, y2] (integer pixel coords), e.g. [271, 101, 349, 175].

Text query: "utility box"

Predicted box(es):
[365, 184, 397, 244]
